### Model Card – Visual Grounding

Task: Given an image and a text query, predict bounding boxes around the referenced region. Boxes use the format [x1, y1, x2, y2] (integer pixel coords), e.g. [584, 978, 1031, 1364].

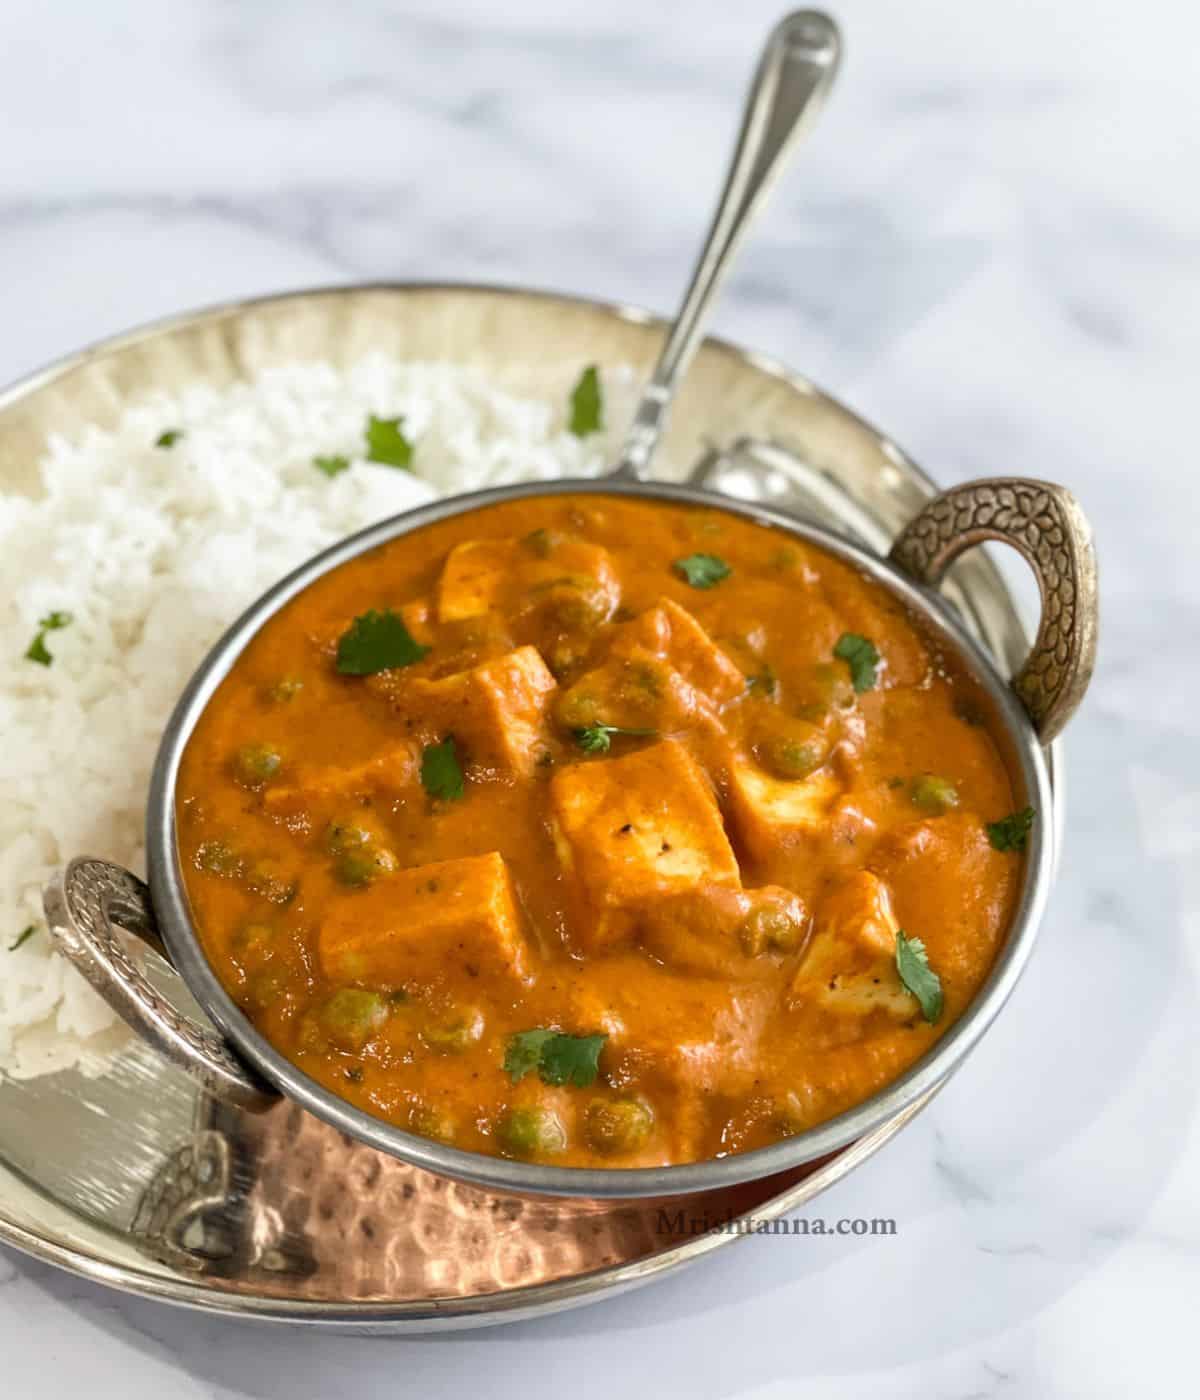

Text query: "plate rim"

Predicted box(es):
[0, 278, 1051, 1326]
[0, 1086, 939, 1328]
[0, 279, 902, 484]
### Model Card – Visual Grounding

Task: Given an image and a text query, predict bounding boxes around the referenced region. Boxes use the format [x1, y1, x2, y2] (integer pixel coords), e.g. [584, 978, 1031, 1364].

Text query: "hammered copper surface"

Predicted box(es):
[0, 284, 1055, 1325]
[130, 1098, 817, 1302]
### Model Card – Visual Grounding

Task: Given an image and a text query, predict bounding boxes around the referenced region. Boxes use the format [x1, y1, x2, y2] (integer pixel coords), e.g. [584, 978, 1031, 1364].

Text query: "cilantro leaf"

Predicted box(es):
[313, 454, 351, 478]
[25, 610, 73, 667]
[503, 1029, 607, 1088]
[335, 609, 429, 676]
[573, 724, 658, 754]
[503, 1029, 556, 1082]
[421, 736, 465, 802]
[895, 930, 944, 1023]
[8, 925, 35, 952]
[538, 1032, 607, 1087]
[365, 415, 414, 469]
[833, 632, 880, 692]
[568, 365, 604, 437]
[155, 429, 183, 448]
[673, 553, 732, 589]
[986, 806, 1036, 852]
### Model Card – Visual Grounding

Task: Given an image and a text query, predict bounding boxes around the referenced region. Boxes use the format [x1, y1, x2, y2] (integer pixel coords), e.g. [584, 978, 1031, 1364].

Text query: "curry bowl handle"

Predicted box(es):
[889, 477, 1098, 744]
[44, 857, 278, 1110]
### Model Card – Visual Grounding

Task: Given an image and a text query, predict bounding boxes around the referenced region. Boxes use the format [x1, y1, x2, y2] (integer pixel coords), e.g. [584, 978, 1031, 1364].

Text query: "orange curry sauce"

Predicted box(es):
[176, 495, 1021, 1167]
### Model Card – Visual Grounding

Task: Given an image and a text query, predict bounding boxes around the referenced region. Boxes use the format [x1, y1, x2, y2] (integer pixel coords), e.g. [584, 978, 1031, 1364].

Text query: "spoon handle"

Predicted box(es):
[611, 11, 842, 481]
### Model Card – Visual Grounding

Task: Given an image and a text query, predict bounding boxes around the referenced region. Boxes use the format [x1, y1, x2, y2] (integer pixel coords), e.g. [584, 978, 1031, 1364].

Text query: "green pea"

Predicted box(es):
[532, 575, 612, 630]
[195, 840, 294, 904]
[556, 688, 602, 730]
[267, 676, 304, 703]
[318, 988, 389, 1051]
[421, 1009, 484, 1055]
[739, 902, 808, 957]
[409, 1103, 457, 1144]
[243, 857, 298, 906]
[496, 1106, 567, 1158]
[744, 663, 780, 701]
[233, 742, 283, 786]
[767, 738, 823, 779]
[231, 921, 274, 957]
[334, 846, 397, 888]
[546, 638, 585, 680]
[325, 819, 373, 856]
[242, 971, 286, 1011]
[584, 1097, 654, 1156]
[195, 839, 240, 878]
[910, 775, 960, 814]
[521, 527, 560, 558]
[757, 718, 829, 780]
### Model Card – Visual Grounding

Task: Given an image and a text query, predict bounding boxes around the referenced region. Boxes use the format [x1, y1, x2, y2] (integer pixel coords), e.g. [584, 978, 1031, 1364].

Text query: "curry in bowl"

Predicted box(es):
[176, 495, 1031, 1168]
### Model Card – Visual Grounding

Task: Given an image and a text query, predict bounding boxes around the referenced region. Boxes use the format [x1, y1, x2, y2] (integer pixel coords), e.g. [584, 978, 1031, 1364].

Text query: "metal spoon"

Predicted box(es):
[611, 10, 842, 481]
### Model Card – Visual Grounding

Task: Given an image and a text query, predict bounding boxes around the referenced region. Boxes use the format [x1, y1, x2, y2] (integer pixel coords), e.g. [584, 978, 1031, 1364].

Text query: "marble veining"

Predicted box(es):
[2, 0, 1197, 1396]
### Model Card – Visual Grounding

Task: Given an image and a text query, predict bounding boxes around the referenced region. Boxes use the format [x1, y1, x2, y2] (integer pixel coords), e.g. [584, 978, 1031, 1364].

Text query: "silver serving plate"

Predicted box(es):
[0, 283, 1075, 1327]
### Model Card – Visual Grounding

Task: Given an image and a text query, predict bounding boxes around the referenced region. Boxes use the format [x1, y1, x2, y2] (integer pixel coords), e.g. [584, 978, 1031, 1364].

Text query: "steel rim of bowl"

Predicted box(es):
[146, 472, 1054, 1200]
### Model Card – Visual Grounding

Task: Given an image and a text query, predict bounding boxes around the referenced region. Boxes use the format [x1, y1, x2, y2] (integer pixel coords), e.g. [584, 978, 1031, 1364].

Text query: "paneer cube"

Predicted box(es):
[549, 739, 740, 951]
[318, 852, 531, 988]
[633, 882, 809, 979]
[568, 962, 777, 1164]
[556, 647, 697, 734]
[819, 870, 902, 958]
[437, 540, 514, 622]
[405, 646, 557, 776]
[557, 598, 741, 739]
[437, 535, 620, 624]
[725, 758, 843, 863]
[565, 961, 773, 1160]
[610, 597, 745, 705]
[790, 871, 913, 1019]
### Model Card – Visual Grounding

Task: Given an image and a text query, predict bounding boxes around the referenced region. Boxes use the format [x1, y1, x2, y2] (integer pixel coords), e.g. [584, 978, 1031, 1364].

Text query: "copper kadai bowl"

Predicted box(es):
[35, 287, 1098, 1206]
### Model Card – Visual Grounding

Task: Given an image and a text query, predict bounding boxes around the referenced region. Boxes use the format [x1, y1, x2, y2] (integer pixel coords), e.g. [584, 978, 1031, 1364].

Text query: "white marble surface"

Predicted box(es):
[2, 0, 1197, 1395]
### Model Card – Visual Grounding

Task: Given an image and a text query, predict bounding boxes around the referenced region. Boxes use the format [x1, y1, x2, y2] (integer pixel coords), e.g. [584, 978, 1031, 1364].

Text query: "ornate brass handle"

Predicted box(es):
[889, 478, 1098, 744]
[44, 857, 277, 1110]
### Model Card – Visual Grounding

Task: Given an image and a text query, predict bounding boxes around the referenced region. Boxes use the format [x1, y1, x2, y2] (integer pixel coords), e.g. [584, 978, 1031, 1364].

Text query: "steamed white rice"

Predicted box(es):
[0, 355, 636, 1080]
